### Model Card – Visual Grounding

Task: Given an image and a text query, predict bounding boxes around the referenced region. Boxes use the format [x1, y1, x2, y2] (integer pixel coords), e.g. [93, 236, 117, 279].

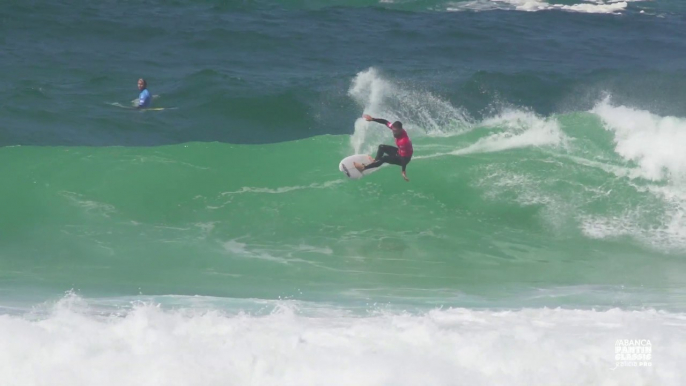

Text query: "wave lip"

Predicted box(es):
[592, 98, 686, 183]
[348, 67, 473, 154]
[447, 0, 637, 14]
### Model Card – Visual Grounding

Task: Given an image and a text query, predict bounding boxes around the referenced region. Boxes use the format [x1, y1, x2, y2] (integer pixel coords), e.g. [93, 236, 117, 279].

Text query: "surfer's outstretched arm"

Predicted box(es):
[363, 114, 390, 127]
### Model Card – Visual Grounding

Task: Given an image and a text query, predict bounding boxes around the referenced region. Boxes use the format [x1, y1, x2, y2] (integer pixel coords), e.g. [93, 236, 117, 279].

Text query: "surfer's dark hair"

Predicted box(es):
[391, 121, 403, 130]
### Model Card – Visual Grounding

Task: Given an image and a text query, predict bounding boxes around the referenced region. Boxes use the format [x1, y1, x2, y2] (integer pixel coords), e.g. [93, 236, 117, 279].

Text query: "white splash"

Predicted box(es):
[0, 295, 683, 386]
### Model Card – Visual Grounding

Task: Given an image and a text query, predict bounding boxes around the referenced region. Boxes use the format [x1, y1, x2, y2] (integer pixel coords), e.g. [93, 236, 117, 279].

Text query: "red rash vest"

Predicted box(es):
[387, 122, 413, 157]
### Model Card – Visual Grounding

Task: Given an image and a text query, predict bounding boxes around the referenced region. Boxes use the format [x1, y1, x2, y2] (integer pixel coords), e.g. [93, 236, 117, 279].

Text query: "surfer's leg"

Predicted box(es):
[375, 145, 398, 161]
[360, 158, 386, 170]
[353, 162, 365, 172]
[355, 145, 398, 172]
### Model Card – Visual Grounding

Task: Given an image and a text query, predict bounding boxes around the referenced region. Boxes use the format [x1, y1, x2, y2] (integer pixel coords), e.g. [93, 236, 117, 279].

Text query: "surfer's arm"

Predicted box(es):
[373, 118, 391, 127]
[362, 114, 390, 127]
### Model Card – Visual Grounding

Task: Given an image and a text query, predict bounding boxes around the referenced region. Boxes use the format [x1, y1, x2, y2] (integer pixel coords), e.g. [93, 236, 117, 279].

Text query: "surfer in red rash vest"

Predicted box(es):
[354, 114, 413, 182]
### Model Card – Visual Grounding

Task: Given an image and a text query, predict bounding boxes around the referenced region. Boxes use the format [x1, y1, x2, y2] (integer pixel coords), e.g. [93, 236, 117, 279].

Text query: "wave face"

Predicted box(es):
[3, 74, 686, 311]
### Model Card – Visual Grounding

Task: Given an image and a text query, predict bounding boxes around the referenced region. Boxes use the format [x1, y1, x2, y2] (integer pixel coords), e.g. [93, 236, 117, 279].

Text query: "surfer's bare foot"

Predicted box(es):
[353, 162, 365, 172]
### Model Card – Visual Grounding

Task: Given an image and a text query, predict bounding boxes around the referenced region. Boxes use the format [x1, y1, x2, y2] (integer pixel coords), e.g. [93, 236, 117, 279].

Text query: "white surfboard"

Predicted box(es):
[108, 102, 174, 111]
[339, 154, 380, 180]
[130, 95, 160, 106]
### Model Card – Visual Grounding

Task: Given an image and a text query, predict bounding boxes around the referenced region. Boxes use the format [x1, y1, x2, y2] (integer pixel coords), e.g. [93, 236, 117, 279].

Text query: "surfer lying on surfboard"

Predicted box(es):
[354, 114, 413, 182]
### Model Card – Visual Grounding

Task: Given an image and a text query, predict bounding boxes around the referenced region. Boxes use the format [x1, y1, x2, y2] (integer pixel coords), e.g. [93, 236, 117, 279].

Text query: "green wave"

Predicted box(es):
[0, 111, 682, 306]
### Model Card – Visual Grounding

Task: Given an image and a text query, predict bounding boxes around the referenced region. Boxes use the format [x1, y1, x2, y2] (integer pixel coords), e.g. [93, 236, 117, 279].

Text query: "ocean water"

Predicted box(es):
[2, 0, 686, 385]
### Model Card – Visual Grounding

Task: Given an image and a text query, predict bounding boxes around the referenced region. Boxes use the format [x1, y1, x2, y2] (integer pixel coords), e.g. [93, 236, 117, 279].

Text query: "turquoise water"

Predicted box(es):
[1, 1, 685, 384]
